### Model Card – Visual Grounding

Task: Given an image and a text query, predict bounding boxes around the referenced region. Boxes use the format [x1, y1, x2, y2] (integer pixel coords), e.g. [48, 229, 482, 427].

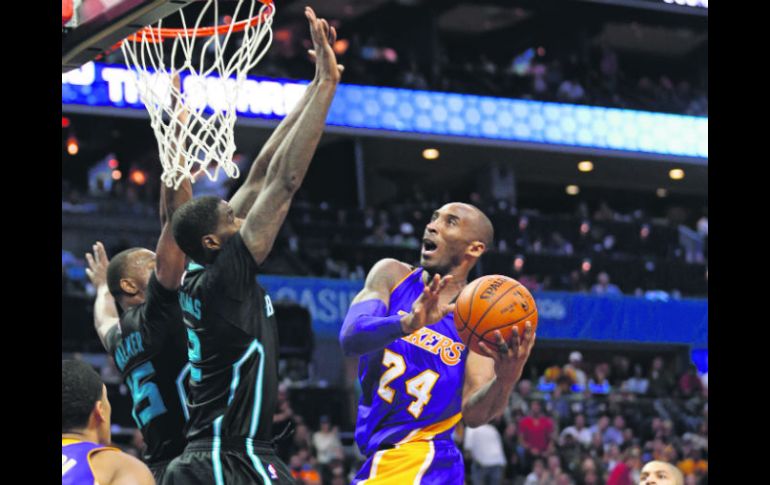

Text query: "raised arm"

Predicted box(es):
[462, 322, 536, 428]
[339, 259, 456, 356]
[85, 242, 120, 352]
[229, 13, 345, 217]
[155, 73, 193, 290]
[239, 7, 341, 264]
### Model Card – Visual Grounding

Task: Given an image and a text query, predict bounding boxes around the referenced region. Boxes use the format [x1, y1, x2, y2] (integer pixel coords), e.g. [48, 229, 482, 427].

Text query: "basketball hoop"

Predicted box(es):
[121, 0, 275, 189]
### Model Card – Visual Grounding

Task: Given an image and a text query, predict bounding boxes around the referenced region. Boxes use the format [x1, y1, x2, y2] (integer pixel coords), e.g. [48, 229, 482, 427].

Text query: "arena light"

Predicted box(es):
[656, 188, 668, 198]
[130, 170, 147, 186]
[566, 185, 580, 195]
[108, 158, 119, 169]
[66, 135, 79, 155]
[62, 116, 70, 128]
[111, 170, 122, 180]
[422, 148, 439, 160]
[669, 168, 685, 180]
[514, 255, 525, 272]
[577, 161, 593, 172]
[334, 39, 349, 55]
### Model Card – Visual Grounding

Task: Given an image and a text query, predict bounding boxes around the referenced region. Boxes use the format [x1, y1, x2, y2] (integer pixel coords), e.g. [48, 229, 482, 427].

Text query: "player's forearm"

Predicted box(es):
[163, 176, 193, 222]
[230, 79, 320, 216]
[93, 285, 120, 351]
[462, 376, 517, 428]
[262, 81, 337, 193]
[339, 300, 407, 356]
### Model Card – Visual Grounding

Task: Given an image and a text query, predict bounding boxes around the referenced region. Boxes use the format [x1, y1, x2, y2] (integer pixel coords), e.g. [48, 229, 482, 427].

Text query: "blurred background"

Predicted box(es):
[62, 0, 708, 484]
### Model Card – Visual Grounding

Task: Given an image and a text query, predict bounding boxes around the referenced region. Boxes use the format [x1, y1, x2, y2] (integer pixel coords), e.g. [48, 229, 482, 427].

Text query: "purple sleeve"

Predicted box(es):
[339, 299, 406, 356]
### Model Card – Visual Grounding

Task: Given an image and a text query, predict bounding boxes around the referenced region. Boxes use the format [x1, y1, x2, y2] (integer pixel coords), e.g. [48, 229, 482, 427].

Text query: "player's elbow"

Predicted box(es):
[338, 328, 361, 357]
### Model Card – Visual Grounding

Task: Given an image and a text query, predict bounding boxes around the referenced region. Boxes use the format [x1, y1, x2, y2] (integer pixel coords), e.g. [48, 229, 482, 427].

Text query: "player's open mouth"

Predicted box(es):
[422, 239, 438, 256]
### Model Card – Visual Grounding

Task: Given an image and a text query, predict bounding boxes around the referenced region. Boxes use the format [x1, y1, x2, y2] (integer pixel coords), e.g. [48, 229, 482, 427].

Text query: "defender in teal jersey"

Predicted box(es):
[340, 202, 536, 484]
[83, 73, 193, 483]
[161, 8, 343, 485]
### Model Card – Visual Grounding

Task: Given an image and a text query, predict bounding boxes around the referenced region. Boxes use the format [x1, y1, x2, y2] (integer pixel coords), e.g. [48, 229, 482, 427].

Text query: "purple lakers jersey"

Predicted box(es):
[62, 438, 119, 485]
[355, 268, 469, 456]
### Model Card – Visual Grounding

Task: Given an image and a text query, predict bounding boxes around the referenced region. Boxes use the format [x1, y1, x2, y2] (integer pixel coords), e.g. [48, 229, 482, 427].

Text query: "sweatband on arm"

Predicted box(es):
[339, 299, 406, 356]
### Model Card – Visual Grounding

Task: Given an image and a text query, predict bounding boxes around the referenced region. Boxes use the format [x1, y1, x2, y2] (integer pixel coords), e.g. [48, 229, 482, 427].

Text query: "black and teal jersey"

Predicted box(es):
[178, 232, 279, 443]
[105, 272, 190, 465]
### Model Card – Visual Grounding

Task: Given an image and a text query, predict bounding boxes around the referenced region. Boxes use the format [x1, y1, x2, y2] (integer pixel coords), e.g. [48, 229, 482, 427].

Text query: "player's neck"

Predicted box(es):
[62, 429, 100, 444]
[421, 267, 468, 295]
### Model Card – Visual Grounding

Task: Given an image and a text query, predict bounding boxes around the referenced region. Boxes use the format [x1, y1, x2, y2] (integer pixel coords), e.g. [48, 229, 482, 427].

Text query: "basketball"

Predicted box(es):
[454, 275, 538, 355]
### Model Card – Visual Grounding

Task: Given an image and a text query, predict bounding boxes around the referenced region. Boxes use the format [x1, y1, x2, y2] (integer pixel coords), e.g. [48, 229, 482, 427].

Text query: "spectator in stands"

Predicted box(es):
[506, 379, 532, 422]
[589, 415, 611, 444]
[519, 400, 556, 464]
[622, 363, 649, 395]
[523, 458, 548, 485]
[564, 351, 588, 391]
[463, 416, 507, 485]
[648, 357, 676, 399]
[288, 449, 321, 485]
[312, 415, 344, 472]
[547, 453, 565, 481]
[682, 422, 707, 454]
[591, 272, 622, 296]
[606, 447, 641, 485]
[677, 364, 704, 401]
[676, 443, 708, 481]
[362, 224, 392, 246]
[589, 364, 612, 395]
[560, 413, 593, 448]
[605, 415, 626, 447]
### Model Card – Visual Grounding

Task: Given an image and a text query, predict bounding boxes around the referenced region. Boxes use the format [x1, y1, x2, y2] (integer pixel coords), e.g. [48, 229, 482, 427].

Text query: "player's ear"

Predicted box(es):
[466, 240, 485, 258]
[94, 400, 107, 424]
[119, 278, 138, 296]
[202, 234, 221, 252]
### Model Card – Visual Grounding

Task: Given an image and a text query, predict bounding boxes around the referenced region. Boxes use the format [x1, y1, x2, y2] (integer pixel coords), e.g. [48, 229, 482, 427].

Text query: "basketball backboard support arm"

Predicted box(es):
[62, 0, 195, 73]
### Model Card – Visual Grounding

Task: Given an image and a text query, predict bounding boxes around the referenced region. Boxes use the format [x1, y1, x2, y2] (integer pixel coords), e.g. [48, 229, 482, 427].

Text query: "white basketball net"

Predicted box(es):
[121, 0, 275, 189]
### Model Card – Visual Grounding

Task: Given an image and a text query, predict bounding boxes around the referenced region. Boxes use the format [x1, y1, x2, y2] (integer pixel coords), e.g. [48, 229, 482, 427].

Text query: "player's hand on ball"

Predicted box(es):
[401, 274, 456, 334]
[85, 241, 110, 289]
[477, 321, 536, 382]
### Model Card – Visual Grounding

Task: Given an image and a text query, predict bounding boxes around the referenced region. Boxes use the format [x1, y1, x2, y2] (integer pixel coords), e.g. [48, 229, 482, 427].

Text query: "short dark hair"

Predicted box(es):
[62, 360, 103, 432]
[106, 248, 144, 298]
[172, 196, 222, 264]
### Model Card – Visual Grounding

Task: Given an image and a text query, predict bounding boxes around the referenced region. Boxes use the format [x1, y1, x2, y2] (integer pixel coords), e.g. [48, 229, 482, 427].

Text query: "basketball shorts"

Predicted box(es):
[161, 437, 297, 485]
[148, 458, 173, 484]
[352, 439, 465, 485]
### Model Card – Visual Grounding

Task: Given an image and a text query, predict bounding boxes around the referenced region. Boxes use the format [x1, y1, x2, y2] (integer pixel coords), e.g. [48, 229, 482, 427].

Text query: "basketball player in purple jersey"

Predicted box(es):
[63, 359, 155, 485]
[340, 202, 536, 484]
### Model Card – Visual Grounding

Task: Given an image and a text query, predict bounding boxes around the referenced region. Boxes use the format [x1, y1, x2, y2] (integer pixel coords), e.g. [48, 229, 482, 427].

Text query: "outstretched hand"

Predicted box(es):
[476, 321, 536, 382]
[401, 274, 456, 334]
[85, 242, 110, 289]
[305, 6, 344, 82]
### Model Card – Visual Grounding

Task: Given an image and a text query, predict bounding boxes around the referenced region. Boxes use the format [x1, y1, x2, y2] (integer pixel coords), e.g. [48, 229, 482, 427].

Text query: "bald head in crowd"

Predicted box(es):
[639, 461, 684, 485]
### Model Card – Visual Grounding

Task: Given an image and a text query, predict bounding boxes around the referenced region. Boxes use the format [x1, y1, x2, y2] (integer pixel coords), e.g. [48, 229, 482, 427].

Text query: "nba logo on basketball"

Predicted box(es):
[268, 463, 278, 480]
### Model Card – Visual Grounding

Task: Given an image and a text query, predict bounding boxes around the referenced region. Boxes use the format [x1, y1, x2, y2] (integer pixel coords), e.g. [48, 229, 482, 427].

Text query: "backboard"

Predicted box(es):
[62, 0, 195, 73]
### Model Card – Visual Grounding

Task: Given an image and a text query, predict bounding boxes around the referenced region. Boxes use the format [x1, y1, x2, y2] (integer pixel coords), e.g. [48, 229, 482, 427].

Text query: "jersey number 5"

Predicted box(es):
[377, 349, 439, 418]
[126, 361, 168, 428]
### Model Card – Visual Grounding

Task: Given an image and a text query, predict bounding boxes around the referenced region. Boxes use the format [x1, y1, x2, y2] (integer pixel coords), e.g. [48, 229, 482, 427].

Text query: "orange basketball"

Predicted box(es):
[454, 275, 538, 355]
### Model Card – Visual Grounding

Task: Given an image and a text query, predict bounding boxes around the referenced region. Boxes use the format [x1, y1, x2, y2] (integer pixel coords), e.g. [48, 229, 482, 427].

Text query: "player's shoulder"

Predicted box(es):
[90, 448, 154, 485]
[367, 258, 414, 286]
